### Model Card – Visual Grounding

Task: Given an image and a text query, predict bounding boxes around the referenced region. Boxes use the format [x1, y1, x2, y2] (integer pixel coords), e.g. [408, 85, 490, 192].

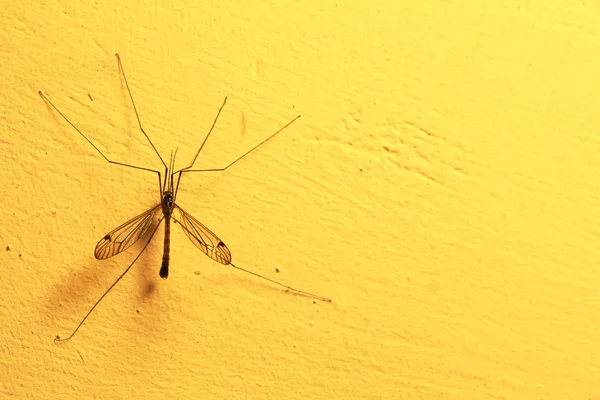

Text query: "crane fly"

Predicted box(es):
[40, 53, 331, 343]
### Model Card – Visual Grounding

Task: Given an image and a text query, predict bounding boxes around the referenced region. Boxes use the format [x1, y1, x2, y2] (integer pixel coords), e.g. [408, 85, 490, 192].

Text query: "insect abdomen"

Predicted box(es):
[160, 217, 171, 279]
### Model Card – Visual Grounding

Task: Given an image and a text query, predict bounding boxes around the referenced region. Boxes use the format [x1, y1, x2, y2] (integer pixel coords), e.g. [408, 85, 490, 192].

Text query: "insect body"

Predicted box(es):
[160, 189, 175, 279]
[40, 54, 330, 343]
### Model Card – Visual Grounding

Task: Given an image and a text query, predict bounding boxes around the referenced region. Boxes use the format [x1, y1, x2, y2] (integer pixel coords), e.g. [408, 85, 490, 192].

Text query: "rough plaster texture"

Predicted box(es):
[2, 1, 600, 399]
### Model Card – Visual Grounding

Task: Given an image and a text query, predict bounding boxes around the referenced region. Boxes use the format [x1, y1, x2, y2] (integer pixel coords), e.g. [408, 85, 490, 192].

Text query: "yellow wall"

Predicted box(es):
[2, 1, 600, 398]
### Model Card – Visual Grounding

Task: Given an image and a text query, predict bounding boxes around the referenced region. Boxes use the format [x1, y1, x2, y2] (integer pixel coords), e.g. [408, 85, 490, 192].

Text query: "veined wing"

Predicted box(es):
[95, 204, 162, 259]
[172, 204, 232, 265]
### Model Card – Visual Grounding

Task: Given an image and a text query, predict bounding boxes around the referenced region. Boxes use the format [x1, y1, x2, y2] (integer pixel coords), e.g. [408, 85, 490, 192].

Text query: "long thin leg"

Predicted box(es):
[116, 53, 167, 169]
[171, 205, 331, 302]
[54, 217, 165, 343]
[157, 170, 163, 203]
[172, 114, 300, 199]
[173, 171, 184, 202]
[181, 115, 301, 173]
[174, 96, 228, 174]
[39, 91, 161, 176]
[230, 262, 331, 302]
[170, 148, 178, 190]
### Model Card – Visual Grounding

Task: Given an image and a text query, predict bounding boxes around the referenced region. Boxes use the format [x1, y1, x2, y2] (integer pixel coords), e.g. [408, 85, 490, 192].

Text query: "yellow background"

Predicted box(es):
[2, 1, 600, 398]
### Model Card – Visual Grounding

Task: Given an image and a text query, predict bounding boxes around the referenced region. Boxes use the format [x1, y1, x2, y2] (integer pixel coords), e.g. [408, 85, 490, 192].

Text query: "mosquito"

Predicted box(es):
[40, 53, 331, 343]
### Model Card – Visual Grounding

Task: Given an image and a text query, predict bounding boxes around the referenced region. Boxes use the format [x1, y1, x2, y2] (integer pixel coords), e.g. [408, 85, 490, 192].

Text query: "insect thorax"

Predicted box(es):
[162, 191, 174, 215]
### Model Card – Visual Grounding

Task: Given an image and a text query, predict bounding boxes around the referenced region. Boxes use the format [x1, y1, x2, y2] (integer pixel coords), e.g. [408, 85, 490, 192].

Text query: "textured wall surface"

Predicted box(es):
[2, 1, 600, 399]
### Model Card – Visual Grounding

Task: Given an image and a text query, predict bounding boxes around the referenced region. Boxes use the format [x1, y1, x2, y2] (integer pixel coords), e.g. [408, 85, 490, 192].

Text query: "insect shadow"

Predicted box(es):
[39, 53, 331, 343]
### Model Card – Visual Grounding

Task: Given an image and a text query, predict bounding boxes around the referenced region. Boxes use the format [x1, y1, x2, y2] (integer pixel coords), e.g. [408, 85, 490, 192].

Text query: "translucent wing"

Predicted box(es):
[172, 204, 232, 265]
[95, 204, 162, 259]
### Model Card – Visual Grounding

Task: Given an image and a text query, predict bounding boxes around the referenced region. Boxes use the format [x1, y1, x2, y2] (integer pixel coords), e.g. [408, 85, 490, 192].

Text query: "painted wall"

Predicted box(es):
[2, 1, 600, 398]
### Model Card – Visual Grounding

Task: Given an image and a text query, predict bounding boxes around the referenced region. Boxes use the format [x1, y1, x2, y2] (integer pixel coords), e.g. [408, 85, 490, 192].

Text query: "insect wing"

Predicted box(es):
[172, 204, 232, 265]
[95, 204, 161, 259]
